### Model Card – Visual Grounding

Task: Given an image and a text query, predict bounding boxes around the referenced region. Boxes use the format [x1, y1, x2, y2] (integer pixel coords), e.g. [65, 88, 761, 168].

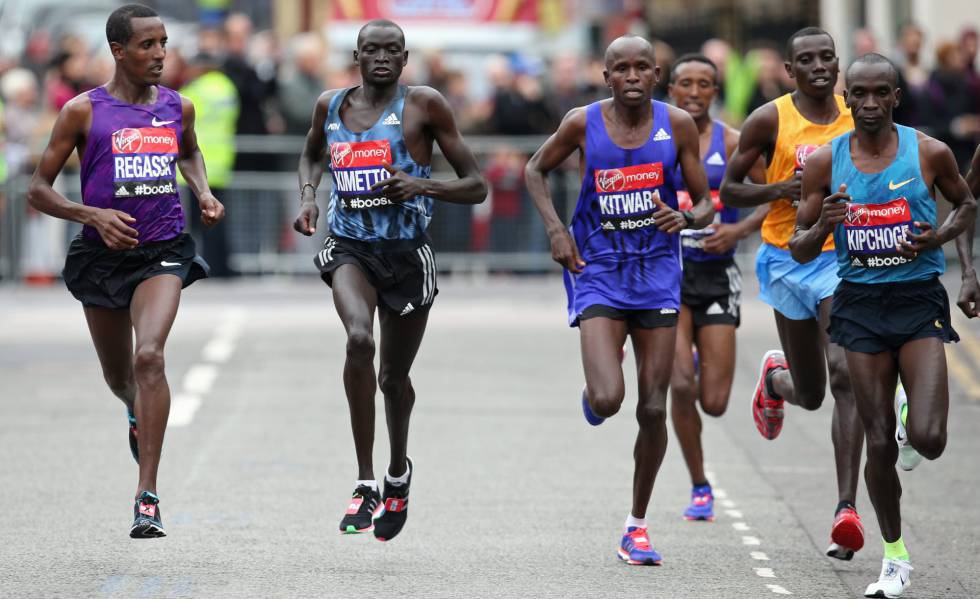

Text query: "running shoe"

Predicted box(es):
[827, 506, 864, 560]
[683, 483, 714, 521]
[581, 346, 627, 426]
[339, 484, 381, 534]
[130, 490, 166, 538]
[895, 386, 923, 472]
[864, 558, 912, 598]
[127, 410, 139, 464]
[752, 350, 788, 440]
[374, 457, 413, 542]
[617, 527, 662, 565]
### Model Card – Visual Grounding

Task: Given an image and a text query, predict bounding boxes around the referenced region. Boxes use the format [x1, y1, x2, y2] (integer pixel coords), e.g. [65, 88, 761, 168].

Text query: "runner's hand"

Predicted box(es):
[549, 229, 585, 274]
[899, 221, 941, 256]
[777, 173, 804, 204]
[816, 184, 849, 233]
[652, 196, 686, 234]
[957, 270, 980, 318]
[199, 193, 225, 228]
[702, 222, 741, 254]
[293, 201, 319, 236]
[90, 208, 139, 250]
[370, 162, 424, 202]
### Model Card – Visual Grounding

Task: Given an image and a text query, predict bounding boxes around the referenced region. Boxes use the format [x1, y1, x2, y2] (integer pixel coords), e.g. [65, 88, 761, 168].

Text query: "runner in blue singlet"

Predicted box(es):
[526, 35, 715, 565]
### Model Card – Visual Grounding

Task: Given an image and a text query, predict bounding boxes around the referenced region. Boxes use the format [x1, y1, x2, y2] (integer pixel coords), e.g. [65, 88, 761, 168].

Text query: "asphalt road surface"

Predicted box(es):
[2, 273, 978, 598]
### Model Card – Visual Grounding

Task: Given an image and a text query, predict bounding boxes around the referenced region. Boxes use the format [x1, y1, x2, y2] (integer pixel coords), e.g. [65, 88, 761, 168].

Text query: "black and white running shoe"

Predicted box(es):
[374, 457, 413, 542]
[130, 491, 166, 538]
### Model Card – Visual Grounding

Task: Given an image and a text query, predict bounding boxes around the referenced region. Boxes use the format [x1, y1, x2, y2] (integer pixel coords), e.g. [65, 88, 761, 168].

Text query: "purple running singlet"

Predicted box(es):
[80, 85, 184, 244]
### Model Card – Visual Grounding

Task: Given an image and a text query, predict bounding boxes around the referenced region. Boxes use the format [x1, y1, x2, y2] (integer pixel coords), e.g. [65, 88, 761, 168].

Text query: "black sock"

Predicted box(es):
[835, 500, 855, 515]
[692, 480, 710, 488]
[765, 367, 784, 400]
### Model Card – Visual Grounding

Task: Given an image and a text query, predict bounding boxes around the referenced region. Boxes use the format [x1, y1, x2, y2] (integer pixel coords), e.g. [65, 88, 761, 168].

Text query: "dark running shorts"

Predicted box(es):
[315, 234, 437, 316]
[63, 232, 209, 309]
[828, 277, 959, 354]
[681, 258, 741, 327]
[579, 304, 679, 329]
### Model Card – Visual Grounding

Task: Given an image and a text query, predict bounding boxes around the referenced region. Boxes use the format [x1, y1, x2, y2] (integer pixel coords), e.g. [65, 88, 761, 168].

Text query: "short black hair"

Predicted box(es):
[845, 52, 900, 87]
[356, 19, 405, 48]
[670, 53, 718, 84]
[604, 35, 655, 67]
[106, 4, 158, 46]
[786, 26, 833, 60]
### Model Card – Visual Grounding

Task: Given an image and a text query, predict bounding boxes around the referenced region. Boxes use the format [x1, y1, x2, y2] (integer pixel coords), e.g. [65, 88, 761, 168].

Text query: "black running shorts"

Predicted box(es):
[315, 234, 437, 316]
[828, 277, 959, 354]
[681, 258, 741, 327]
[579, 304, 679, 329]
[63, 233, 209, 309]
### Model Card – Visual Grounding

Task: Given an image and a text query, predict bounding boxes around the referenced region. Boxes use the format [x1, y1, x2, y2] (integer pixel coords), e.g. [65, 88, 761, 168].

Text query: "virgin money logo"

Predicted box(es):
[596, 169, 625, 192]
[332, 143, 354, 168]
[113, 128, 142, 153]
[795, 144, 819, 170]
[846, 204, 870, 226]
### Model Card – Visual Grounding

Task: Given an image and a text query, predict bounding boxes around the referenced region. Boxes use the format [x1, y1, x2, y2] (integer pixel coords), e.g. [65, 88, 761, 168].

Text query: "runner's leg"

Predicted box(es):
[84, 307, 136, 410]
[331, 264, 380, 481]
[898, 337, 949, 461]
[695, 324, 736, 417]
[670, 306, 704, 484]
[580, 317, 630, 418]
[129, 274, 183, 495]
[631, 324, 677, 518]
[770, 312, 827, 410]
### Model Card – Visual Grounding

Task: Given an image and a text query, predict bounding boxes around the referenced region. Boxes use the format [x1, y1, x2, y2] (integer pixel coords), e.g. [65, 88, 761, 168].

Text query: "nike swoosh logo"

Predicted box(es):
[151, 117, 175, 127]
[160, 261, 181, 267]
[888, 178, 915, 190]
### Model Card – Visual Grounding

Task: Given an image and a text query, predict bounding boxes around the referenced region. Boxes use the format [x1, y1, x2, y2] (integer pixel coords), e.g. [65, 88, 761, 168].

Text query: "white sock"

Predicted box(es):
[386, 460, 411, 485]
[625, 514, 647, 531]
[356, 479, 378, 493]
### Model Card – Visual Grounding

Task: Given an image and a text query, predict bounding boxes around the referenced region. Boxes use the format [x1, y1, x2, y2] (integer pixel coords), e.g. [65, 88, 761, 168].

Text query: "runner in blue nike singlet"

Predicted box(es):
[526, 35, 715, 565]
[293, 19, 487, 541]
[792, 53, 977, 598]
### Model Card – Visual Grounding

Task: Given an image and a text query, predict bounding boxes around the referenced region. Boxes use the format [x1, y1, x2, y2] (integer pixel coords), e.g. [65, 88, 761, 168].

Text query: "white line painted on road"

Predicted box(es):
[168, 308, 245, 428]
[732, 522, 750, 531]
[766, 584, 792, 595]
[742, 536, 761, 545]
[721, 499, 736, 508]
[713, 488, 728, 499]
[754, 567, 776, 578]
[726, 509, 743, 518]
[750, 551, 769, 560]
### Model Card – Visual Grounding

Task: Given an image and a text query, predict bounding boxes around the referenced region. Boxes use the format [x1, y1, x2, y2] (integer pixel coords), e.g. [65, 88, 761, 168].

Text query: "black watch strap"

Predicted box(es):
[682, 210, 696, 228]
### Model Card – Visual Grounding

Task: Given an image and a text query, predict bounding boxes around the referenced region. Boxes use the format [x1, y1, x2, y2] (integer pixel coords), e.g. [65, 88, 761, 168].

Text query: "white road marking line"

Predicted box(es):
[754, 567, 776, 578]
[182, 364, 218, 395]
[726, 509, 743, 518]
[202, 338, 235, 363]
[713, 488, 728, 499]
[733, 522, 750, 531]
[750, 551, 769, 560]
[168, 394, 202, 427]
[766, 584, 792, 595]
[742, 536, 761, 545]
[721, 499, 736, 508]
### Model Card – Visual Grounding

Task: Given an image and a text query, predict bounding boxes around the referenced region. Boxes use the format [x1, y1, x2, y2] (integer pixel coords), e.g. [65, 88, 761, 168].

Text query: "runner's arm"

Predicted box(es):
[421, 88, 487, 205]
[525, 107, 587, 273]
[904, 139, 976, 253]
[294, 91, 334, 235]
[671, 107, 714, 229]
[789, 145, 845, 263]
[27, 97, 139, 249]
[720, 104, 798, 207]
[176, 96, 224, 227]
[955, 144, 980, 293]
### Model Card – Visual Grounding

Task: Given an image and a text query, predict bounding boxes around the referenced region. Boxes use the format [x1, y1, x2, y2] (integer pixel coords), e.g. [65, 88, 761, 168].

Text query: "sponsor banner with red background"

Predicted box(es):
[111, 128, 178, 155]
[331, 140, 392, 169]
[595, 163, 664, 193]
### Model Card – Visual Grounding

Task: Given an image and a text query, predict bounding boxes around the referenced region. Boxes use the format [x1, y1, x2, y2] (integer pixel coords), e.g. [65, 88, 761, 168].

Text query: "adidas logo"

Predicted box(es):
[382, 113, 401, 126]
[327, 122, 340, 131]
[659, 308, 677, 315]
[706, 151, 725, 166]
[851, 257, 862, 266]
[400, 302, 415, 316]
[602, 221, 616, 230]
[706, 302, 724, 315]
[653, 128, 671, 141]
[116, 186, 130, 196]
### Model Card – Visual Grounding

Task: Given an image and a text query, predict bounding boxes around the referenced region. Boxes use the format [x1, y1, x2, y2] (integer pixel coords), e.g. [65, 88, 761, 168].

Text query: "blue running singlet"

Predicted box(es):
[830, 125, 944, 283]
[675, 120, 738, 262]
[563, 100, 682, 326]
[324, 86, 433, 242]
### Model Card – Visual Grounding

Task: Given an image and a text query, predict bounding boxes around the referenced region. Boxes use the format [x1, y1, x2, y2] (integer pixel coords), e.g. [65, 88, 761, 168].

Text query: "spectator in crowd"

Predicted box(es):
[853, 27, 877, 56]
[1, 68, 43, 176]
[545, 53, 587, 126]
[278, 33, 326, 135]
[894, 24, 929, 89]
[44, 49, 89, 111]
[223, 13, 278, 166]
[927, 42, 980, 169]
[960, 28, 980, 106]
[179, 53, 240, 277]
[484, 54, 552, 135]
[484, 147, 526, 254]
[745, 45, 794, 115]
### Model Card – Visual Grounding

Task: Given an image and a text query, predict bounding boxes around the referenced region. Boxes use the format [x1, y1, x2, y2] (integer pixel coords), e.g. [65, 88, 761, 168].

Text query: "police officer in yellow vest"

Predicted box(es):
[179, 53, 239, 276]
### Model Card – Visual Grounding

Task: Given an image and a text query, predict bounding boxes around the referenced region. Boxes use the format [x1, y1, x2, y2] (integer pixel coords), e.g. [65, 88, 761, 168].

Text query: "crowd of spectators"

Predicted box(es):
[2, 13, 980, 276]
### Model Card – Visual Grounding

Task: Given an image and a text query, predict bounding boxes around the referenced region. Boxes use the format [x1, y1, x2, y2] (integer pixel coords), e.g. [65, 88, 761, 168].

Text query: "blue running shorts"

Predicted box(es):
[756, 243, 839, 321]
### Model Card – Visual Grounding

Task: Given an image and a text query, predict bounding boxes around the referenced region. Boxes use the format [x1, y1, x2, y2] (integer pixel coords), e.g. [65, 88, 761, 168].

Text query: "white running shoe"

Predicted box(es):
[864, 558, 912, 598]
[895, 386, 923, 472]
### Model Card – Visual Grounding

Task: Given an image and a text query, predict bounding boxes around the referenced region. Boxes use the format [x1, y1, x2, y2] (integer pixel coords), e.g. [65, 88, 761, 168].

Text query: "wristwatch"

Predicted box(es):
[681, 210, 695, 228]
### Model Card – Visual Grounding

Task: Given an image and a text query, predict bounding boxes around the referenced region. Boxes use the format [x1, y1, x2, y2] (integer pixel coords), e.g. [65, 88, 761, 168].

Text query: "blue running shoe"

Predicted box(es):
[130, 491, 166, 538]
[581, 388, 606, 426]
[683, 484, 715, 521]
[618, 527, 662, 565]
